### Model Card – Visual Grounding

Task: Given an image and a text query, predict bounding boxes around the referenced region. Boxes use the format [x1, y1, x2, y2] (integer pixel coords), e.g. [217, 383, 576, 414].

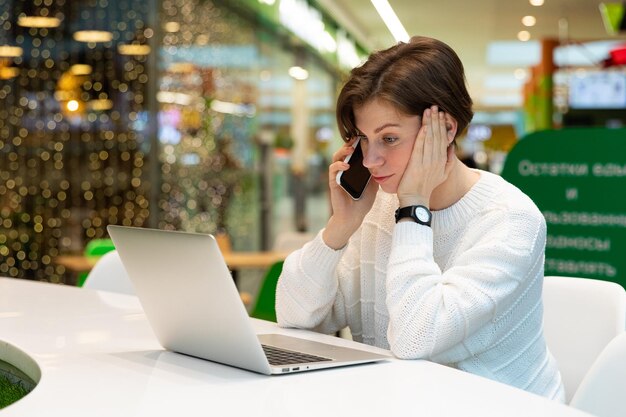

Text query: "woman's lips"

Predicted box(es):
[372, 175, 391, 184]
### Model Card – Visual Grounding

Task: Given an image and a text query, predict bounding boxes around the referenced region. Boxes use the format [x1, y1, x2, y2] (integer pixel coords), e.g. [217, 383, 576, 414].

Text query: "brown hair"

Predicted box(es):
[336, 36, 473, 142]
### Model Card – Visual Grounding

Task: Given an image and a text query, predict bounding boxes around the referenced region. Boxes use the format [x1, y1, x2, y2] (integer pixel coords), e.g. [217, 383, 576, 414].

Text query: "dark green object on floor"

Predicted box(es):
[77, 238, 116, 287]
[84, 238, 116, 257]
[250, 261, 284, 322]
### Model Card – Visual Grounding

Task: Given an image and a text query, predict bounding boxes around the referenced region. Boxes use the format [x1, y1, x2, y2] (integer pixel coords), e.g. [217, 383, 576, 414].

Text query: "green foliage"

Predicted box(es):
[0, 374, 29, 409]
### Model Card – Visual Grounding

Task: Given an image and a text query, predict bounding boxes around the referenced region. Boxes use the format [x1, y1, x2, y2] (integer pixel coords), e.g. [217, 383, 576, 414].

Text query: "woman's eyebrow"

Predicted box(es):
[374, 123, 400, 134]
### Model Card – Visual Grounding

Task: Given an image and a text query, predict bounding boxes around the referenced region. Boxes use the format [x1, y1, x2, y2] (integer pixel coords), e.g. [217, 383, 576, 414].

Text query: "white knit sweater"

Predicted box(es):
[276, 170, 565, 401]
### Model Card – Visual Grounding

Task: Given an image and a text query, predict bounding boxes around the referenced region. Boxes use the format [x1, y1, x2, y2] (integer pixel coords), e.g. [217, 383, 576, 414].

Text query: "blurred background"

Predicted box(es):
[0, 0, 624, 285]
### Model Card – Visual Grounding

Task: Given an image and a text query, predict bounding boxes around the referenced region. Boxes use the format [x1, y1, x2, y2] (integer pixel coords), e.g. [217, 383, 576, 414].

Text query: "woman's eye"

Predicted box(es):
[383, 136, 398, 144]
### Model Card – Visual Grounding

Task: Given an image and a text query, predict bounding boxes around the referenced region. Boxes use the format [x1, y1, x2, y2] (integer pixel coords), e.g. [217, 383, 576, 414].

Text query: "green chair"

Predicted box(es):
[77, 238, 116, 287]
[250, 261, 284, 322]
[85, 238, 116, 257]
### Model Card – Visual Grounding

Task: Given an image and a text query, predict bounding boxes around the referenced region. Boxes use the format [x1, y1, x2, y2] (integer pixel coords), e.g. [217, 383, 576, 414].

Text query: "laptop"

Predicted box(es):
[107, 225, 390, 375]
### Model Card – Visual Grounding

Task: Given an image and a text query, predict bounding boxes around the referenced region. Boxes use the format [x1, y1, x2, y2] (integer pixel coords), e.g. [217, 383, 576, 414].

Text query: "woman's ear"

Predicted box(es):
[444, 114, 458, 144]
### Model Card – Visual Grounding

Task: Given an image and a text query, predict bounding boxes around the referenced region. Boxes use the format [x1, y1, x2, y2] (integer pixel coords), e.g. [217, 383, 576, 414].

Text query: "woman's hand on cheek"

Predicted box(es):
[397, 105, 452, 208]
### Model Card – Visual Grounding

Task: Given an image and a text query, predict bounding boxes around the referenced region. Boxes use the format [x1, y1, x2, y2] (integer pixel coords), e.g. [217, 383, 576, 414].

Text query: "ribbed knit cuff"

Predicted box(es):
[299, 229, 346, 285]
[392, 221, 433, 251]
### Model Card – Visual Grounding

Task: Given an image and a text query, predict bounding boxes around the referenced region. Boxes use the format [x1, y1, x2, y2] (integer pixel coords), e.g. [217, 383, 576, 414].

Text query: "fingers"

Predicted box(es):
[412, 120, 427, 163]
[421, 105, 448, 164]
[329, 159, 349, 187]
[434, 108, 447, 162]
[422, 107, 434, 162]
[329, 141, 354, 186]
[332, 140, 355, 163]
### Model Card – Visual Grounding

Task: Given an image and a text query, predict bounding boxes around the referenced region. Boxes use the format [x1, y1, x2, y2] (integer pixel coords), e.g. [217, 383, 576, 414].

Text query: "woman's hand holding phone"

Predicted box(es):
[323, 138, 377, 250]
[397, 105, 455, 208]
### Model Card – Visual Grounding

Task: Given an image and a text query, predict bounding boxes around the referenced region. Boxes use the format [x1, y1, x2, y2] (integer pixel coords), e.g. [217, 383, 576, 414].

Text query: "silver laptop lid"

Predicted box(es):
[107, 225, 272, 374]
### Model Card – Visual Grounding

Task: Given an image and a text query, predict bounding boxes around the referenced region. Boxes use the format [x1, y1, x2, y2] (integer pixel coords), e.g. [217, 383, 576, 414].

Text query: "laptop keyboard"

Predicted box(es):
[262, 344, 332, 366]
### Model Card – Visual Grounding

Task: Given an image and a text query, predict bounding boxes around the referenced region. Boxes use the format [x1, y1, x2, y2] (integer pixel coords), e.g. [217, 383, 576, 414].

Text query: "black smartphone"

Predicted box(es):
[335, 138, 372, 200]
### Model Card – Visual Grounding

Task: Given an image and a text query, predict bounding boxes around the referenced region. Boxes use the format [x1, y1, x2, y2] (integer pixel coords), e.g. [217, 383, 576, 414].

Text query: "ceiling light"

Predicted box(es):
[118, 44, 151, 56]
[17, 16, 61, 28]
[66, 100, 80, 112]
[288, 66, 309, 80]
[0, 67, 19, 79]
[157, 91, 193, 106]
[88, 99, 113, 111]
[480, 94, 523, 107]
[163, 22, 180, 33]
[483, 73, 527, 89]
[54, 91, 73, 101]
[70, 64, 92, 76]
[483, 74, 525, 89]
[321, 31, 338, 53]
[73, 30, 113, 43]
[487, 41, 541, 66]
[529, 0, 544, 5]
[522, 16, 536, 27]
[370, 0, 410, 43]
[210, 100, 256, 117]
[517, 31, 531, 41]
[514, 68, 528, 80]
[0, 45, 23, 58]
[168, 63, 195, 73]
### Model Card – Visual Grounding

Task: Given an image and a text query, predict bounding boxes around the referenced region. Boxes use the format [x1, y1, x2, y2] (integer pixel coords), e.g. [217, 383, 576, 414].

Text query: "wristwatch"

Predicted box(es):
[395, 205, 432, 226]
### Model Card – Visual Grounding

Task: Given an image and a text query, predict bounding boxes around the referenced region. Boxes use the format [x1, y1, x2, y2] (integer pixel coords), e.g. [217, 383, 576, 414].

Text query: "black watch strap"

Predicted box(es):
[395, 205, 432, 226]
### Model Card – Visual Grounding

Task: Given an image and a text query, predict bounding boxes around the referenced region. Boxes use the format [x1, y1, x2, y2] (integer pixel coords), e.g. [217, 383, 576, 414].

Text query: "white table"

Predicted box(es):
[0, 277, 589, 416]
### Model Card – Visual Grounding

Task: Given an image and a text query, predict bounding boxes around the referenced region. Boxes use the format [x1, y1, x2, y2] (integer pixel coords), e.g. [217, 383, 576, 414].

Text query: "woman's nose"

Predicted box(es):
[362, 145, 382, 169]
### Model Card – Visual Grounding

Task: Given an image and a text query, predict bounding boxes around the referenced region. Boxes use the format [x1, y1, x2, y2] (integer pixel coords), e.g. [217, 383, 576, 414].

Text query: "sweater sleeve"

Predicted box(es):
[275, 230, 353, 334]
[386, 205, 546, 360]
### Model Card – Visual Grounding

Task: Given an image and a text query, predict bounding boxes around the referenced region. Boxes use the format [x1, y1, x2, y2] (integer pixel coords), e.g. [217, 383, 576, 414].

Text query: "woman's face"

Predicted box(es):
[353, 98, 421, 194]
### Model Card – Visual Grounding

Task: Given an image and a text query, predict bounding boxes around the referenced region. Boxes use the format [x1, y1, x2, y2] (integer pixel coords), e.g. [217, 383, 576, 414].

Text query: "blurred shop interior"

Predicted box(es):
[0, 0, 625, 289]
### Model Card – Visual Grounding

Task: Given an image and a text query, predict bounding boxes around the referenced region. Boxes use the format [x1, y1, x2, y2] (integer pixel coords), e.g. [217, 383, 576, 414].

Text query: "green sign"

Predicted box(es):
[501, 128, 626, 287]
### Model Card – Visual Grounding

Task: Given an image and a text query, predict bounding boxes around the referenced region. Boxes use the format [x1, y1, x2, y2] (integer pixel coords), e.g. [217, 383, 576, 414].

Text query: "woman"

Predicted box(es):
[275, 36, 564, 401]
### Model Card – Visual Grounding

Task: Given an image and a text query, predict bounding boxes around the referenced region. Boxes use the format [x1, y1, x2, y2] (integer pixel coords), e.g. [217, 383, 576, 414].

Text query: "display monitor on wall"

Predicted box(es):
[568, 71, 626, 109]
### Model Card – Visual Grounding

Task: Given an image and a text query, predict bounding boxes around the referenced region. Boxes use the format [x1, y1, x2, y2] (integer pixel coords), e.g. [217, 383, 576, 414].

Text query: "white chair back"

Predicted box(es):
[543, 275, 626, 402]
[570, 332, 626, 417]
[83, 250, 135, 295]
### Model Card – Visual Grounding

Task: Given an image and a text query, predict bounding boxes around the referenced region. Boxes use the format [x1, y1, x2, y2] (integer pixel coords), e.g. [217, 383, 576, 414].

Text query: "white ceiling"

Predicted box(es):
[317, 0, 626, 110]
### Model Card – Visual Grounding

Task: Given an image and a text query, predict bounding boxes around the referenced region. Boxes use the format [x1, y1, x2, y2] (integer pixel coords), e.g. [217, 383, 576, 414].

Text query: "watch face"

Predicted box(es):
[414, 206, 431, 222]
